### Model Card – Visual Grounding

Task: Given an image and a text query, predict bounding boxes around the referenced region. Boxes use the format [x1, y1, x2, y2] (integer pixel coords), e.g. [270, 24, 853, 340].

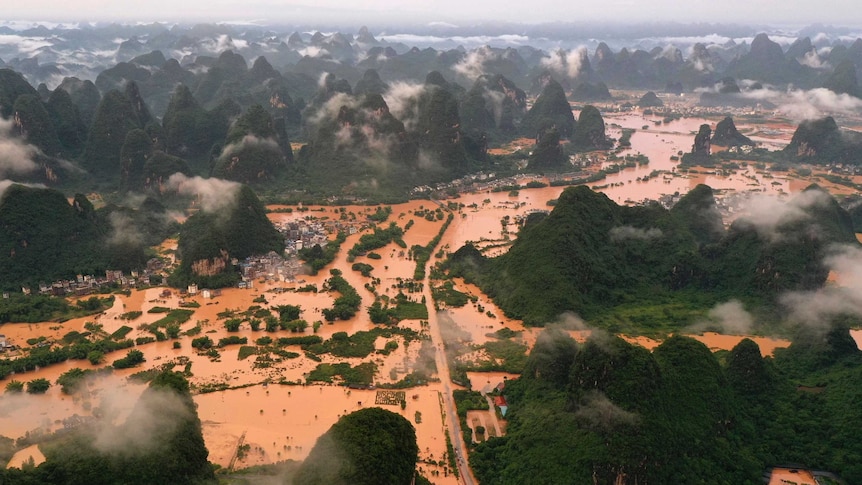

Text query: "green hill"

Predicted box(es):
[520, 79, 575, 138]
[446, 184, 857, 328]
[711, 116, 753, 147]
[471, 327, 862, 484]
[212, 104, 289, 183]
[0, 184, 177, 290]
[293, 407, 418, 485]
[169, 184, 283, 288]
[0, 371, 214, 484]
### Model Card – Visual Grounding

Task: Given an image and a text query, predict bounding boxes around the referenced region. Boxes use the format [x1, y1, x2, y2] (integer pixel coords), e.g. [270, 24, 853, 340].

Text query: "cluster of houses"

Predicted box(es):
[11, 258, 167, 298]
[277, 219, 332, 256]
[238, 251, 304, 284]
[410, 171, 498, 196]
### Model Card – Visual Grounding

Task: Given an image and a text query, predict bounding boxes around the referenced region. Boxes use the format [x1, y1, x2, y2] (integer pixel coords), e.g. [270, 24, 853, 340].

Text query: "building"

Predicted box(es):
[494, 395, 508, 417]
[188, 284, 198, 295]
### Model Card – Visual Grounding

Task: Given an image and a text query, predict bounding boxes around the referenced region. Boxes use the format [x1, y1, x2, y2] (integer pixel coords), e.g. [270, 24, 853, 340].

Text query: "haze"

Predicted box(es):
[5, 0, 862, 27]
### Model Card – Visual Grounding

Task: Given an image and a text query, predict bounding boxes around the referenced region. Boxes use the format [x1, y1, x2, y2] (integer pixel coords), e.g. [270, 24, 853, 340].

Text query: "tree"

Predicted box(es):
[5, 380, 24, 393]
[112, 349, 145, 369]
[57, 367, 89, 394]
[26, 378, 51, 394]
[225, 318, 242, 332]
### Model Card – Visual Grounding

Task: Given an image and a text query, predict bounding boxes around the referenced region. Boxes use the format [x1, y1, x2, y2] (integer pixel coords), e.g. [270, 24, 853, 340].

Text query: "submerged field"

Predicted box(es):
[3, 105, 861, 480]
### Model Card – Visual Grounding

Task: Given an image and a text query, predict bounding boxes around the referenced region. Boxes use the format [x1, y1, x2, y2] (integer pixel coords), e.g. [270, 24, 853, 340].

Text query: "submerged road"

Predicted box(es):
[421, 236, 477, 485]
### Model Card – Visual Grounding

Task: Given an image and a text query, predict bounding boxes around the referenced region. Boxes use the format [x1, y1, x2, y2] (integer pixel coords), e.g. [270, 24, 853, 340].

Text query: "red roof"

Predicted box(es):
[494, 395, 508, 407]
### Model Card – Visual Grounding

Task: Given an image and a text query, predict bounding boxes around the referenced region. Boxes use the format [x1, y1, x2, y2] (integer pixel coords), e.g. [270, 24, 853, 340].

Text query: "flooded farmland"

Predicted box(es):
[2, 107, 860, 477]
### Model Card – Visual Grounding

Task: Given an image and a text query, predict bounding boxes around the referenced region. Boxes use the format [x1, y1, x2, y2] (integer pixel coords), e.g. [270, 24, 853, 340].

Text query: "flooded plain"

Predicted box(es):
[1, 107, 860, 477]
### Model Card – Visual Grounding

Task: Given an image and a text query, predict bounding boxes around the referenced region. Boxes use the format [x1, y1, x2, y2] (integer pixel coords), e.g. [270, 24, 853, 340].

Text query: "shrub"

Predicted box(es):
[26, 378, 51, 394]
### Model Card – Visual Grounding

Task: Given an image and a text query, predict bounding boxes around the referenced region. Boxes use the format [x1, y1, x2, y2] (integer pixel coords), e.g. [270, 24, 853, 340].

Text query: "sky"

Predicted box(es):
[4, 0, 862, 27]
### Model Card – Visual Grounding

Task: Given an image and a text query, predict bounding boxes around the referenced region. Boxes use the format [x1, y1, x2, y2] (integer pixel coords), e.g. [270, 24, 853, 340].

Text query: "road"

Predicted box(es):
[422, 269, 477, 485]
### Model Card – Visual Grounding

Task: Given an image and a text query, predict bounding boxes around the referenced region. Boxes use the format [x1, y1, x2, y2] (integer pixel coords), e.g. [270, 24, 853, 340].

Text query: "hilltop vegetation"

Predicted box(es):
[445, 184, 857, 328]
[0, 185, 175, 291]
[293, 407, 419, 485]
[471, 326, 862, 484]
[168, 185, 283, 289]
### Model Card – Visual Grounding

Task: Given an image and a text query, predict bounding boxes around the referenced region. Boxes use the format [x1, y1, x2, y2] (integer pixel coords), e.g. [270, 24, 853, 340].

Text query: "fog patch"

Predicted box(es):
[383, 82, 425, 131]
[540, 46, 588, 79]
[609, 226, 663, 242]
[688, 299, 754, 334]
[93, 386, 191, 455]
[0, 179, 46, 198]
[452, 46, 507, 81]
[106, 211, 143, 247]
[307, 92, 358, 126]
[781, 244, 862, 327]
[798, 50, 829, 70]
[220, 134, 280, 159]
[298, 46, 329, 58]
[416, 150, 441, 171]
[739, 86, 862, 121]
[0, 118, 40, 177]
[166, 173, 240, 213]
[735, 189, 831, 242]
[574, 391, 639, 431]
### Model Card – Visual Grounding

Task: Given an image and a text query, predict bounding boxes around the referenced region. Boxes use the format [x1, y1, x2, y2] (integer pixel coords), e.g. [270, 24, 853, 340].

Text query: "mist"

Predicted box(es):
[781, 244, 862, 327]
[688, 300, 754, 334]
[93, 386, 192, 455]
[609, 226, 663, 242]
[165, 173, 241, 213]
[540, 47, 588, 80]
[106, 211, 144, 247]
[734, 189, 831, 242]
[0, 118, 40, 178]
[738, 86, 862, 121]
[219, 134, 281, 160]
[574, 391, 639, 431]
[382, 82, 425, 131]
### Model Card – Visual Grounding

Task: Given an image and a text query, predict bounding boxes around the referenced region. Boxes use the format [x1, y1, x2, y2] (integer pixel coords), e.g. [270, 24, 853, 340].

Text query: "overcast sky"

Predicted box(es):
[5, 0, 862, 27]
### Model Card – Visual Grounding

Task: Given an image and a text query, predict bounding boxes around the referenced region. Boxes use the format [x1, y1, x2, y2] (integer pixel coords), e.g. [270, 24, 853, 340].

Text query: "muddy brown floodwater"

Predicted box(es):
[1, 109, 859, 478]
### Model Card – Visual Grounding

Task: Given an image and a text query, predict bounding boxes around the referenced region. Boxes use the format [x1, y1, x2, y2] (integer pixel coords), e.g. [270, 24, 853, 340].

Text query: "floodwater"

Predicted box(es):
[768, 468, 817, 485]
[0, 108, 853, 475]
[5, 445, 45, 469]
[852, 329, 862, 351]
[195, 383, 456, 483]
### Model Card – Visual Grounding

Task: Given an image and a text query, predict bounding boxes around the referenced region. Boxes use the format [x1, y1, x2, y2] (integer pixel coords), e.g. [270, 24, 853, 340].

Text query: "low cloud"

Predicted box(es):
[307, 92, 358, 126]
[689, 299, 754, 334]
[0, 179, 46, 198]
[106, 211, 143, 247]
[0, 118, 40, 177]
[93, 386, 192, 456]
[735, 189, 831, 242]
[574, 391, 639, 431]
[609, 226, 663, 242]
[219, 134, 280, 159]
[540, 47, 588, 79]
[781, 244, 862, 327]
[166, 173, 240, 213]
[739, 86, 862, 121]
[383, 82, 425, 131]
[797, 50, 829, 70]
